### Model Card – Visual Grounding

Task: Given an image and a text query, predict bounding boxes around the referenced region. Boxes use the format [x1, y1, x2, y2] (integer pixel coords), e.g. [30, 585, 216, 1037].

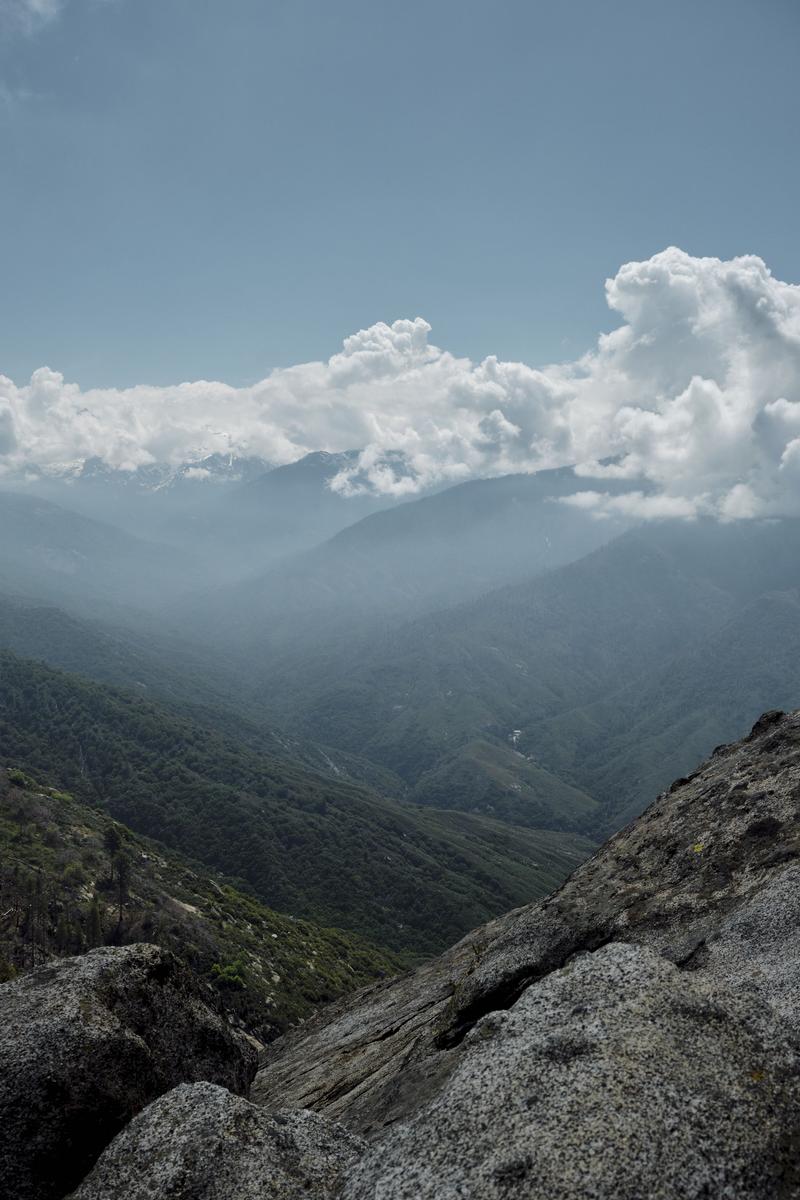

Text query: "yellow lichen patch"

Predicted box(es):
[691, 842, 705, 853]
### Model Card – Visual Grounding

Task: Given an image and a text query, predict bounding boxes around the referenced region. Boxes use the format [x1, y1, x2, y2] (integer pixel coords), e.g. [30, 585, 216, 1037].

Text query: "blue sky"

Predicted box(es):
[1, 0, 798, 388]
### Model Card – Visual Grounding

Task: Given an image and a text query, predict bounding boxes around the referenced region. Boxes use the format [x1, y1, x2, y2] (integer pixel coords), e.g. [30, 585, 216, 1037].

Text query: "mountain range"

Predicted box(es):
[190, 466, 634, 658]
[1, 453, 799, 966]
[238, 516, 800, 830]
[11, 451, 401, 576]
[2, 446, 800, 1199]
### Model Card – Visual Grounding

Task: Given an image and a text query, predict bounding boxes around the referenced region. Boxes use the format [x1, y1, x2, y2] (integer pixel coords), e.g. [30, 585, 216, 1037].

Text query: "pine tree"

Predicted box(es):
[87, 895, 103, 947]
[103, 826, 122, 856]
[113, 851, 132, 928]
[104, 826, 123, 884]
[55, 910, 71, 953]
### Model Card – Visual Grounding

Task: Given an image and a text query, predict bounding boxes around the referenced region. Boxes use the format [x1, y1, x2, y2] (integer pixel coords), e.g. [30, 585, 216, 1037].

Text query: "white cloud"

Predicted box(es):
[3, 247, 800, 520]
[561, 490, 703, 522]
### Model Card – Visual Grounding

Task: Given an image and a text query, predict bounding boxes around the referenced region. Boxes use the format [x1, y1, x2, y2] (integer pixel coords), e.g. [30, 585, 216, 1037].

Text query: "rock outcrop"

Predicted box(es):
[10, 710, 800, 1200]
[343, 943, 800, 1199]
[0, 943, 257, 1200]
[252, 709, 800, 1157]
[71, 1082, 364, 1200]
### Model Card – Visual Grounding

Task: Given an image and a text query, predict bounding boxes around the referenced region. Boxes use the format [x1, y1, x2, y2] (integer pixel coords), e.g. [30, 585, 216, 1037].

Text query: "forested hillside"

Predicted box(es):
[6, 506, 800, 849]
[250, 518, 800, 829]
[0, 653, 594, 955]
[0, 591, 406, 797]
[0, 767, 399, 1041]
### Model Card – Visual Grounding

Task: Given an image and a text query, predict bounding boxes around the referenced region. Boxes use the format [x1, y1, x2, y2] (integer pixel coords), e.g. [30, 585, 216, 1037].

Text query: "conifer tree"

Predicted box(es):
[87, 895, 103, 947]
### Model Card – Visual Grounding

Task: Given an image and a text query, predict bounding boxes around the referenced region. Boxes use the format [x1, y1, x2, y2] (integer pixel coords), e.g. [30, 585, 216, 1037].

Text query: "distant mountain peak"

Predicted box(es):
[13, 454, 272, 493]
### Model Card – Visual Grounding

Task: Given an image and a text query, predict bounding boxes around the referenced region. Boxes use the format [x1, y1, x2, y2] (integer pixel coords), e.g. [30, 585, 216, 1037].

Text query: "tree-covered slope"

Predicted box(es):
[0, 767, 399, 1042]
[0, 653, 594, 956]
[0, 590, 406, 798]
[252, 519, 800, 830]
[577, 588, 800, 829]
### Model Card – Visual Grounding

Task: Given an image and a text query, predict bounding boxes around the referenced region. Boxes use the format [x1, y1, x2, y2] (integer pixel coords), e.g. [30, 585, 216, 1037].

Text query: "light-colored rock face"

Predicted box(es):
[706, 860, 800, 1023]
[0, 944, 257, 1200]
[253, 710, 800, 1135]
[343, 943, 800, 1200]
[70, 1083, 365, 1200]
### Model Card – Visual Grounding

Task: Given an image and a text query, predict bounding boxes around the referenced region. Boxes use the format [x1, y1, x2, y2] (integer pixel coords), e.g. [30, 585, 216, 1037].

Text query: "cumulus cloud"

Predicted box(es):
[3, 247, 800, 520]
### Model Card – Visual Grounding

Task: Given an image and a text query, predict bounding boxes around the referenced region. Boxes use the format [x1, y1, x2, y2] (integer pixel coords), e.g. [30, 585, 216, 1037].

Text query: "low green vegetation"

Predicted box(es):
[412, 739, 596, 826]
[0, 767, 400, 1041]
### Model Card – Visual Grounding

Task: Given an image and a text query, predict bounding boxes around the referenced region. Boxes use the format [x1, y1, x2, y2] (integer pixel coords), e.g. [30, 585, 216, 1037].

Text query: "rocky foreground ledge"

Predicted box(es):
[0, 943, 257, 1200]
[3, 710, 800, 1198]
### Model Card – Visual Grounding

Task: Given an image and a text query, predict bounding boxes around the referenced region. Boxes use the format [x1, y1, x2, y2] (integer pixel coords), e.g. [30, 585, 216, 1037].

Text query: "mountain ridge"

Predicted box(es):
[0, 650, 594, 956]
[249, 517, 800, 829]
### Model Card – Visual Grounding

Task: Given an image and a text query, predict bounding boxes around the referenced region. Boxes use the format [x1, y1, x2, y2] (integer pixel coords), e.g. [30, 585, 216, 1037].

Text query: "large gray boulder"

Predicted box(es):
[71, 1083, 364, 1200]
[343, 943, 800, 1200]
[253, 709, 800, 1134]
[0, 943, 257, 1200]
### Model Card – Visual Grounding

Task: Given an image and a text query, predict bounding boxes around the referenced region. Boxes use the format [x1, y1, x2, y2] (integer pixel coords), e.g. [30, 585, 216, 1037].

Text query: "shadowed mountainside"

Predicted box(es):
[251, 518, 800, 830]
[0, 652, 593, 957]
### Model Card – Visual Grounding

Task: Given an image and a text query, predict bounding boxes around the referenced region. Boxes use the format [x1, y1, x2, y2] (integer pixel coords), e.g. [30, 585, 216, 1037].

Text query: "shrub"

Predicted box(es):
[62, 861, 87, 888]
[8, 768, 38, 791]
[0, 957, 17, 983]
[210, 959, 247, 990]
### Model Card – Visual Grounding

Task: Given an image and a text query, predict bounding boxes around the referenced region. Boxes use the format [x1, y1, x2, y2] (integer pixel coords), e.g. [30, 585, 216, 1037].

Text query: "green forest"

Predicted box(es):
[0, 652, 593, 957]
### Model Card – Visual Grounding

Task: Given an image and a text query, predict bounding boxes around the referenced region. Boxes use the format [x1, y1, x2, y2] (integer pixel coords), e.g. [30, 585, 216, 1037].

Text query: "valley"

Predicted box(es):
[0, 649, 593, 956]
[2, 459, 799, 971]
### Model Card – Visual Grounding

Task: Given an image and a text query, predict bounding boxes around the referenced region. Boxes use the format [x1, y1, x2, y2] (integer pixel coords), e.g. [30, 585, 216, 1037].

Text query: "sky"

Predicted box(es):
[1, 1, 799, 522]
[1, 0, 798, 388]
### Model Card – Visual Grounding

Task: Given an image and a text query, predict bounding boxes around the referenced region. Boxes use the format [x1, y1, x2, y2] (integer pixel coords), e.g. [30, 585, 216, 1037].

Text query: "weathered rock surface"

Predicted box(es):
[343, 942, 800, 1199]
[17, 710, 800, 1200]
[254, 709, 800, 1136]
[71, 1082, 364, 1200]
[0, 943, 257, 1200]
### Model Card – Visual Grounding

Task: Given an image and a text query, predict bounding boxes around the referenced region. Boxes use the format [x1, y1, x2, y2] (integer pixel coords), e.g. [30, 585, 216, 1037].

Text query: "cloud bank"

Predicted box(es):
[2, 247, 800, 519]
